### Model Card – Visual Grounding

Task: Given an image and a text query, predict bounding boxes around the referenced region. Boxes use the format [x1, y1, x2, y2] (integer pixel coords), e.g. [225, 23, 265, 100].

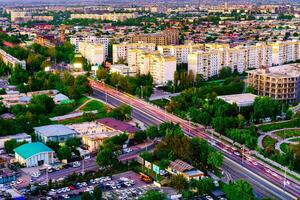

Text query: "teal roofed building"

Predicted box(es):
[14, 142, 54, 167]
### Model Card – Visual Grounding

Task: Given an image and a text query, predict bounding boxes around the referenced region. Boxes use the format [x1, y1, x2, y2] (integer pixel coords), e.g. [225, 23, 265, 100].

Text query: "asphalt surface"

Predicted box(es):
[91, 82, 300, 200]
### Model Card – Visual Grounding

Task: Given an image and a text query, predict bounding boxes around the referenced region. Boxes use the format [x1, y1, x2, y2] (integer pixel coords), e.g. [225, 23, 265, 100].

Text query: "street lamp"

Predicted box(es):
[186, 113, 191, 135]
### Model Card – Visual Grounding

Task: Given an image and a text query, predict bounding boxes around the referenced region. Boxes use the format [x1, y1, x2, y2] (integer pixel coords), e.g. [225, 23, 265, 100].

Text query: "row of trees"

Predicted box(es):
[9, 67, 91, 99]
[96, 68, 154, 99]
[139, 123, 224, 172]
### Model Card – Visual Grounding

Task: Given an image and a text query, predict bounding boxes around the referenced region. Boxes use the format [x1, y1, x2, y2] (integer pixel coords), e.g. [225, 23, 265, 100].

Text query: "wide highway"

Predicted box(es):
[91, 80, 300, 200]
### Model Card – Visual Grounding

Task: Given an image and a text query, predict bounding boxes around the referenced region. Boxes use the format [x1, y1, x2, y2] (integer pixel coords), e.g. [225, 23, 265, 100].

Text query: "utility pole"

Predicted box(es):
[241, 144, 245, 165]
[284, 166, 287, 188]
[82, 158, 85, 174]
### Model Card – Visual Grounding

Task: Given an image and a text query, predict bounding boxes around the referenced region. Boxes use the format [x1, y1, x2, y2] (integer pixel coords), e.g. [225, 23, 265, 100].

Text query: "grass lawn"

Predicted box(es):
[289, 138, 300, 142]
[258, 120, 300, 132]
[76, 96, 89, 106]
[262, 136, 277, 150]
[275, 129, 300, 139]
[150, 99, 169, 108]
[81, 100, 106, 113]
[280, 143, 289, 153]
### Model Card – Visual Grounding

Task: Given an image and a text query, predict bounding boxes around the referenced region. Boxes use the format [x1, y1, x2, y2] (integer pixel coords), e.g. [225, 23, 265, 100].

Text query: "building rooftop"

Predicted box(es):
[97, 118, 139, 133]
[14, 142, 53, 160]
[218, 93, 258, 107]
[34, 124, 77, 137]
[169, 159, 194, 172]
[247, 64, 300, 78]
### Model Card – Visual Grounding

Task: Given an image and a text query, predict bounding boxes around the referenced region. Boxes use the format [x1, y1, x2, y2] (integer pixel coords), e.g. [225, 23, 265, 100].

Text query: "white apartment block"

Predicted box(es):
[187, 42, 273, 79]
[0, 49, 26, 69]
[70, 13, 137, 22]
[157, 43, 230, 64]
[70, 36, 109, 57]
[113, 42, 156, 64]
[271, 41, 300, 66]
[188, 50, 221, 80]
[79, 42, 105, 65]
[10, 11, 32, 22]
[128, 50, 176, 85]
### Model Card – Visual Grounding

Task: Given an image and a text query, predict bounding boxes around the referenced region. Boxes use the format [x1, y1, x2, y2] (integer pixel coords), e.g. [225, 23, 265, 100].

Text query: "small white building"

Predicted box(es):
[14, 142, 54, 167]
[217, 93, 258, 107]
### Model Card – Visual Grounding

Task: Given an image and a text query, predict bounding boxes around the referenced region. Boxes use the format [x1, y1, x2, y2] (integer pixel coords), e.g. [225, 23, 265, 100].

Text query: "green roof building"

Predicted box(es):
[14, 142, 54, 167]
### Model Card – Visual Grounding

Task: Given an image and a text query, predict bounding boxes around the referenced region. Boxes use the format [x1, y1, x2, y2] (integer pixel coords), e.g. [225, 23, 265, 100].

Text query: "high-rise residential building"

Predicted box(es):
[157, 43, 230, 64]
[271, 41, 300, 66]
[10, 11, 32, 22]
[112, 42, 156, 64]
[70, 36, 109, 56]
[247, 64, 300, 102]
[129, 29, 179, 46]
[187, 42, 273, 79]
[128, 49, 176, 85]
[79, 42, 105, 65]
[188, 50, 221, 80]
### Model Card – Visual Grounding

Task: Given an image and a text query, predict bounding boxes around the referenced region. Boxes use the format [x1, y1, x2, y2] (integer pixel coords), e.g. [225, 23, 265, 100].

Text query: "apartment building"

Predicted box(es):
[128, 49, 176, 85]
[70, 36, 109, 56]
[247, 64, 300, 102]
[0, 49, 26, 69]
[32, 16, 54, 22]
[70, 13, 136, 21]
[10, 11, 32, 22]
[187, 43, 273, 79]
[271, 41, 300, 65]
[113, 42, 156, 64]
[79, 42, 105, 65]
[129, 29, 179, 46]
[157, 43, 230, 64]
[188, 50, 221, 80]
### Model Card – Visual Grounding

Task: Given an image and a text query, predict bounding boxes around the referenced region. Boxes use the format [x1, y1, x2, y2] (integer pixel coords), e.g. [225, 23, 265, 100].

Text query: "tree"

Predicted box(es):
[93, 187, 102, 200]
[65, 137, 82, 149]
[75, 75, 92, 95]
[207, 152, 224, 169]
[108, 104, 132, 121]
[146, 126, 159, 139]
[253, 97, 281, 121]
[96, 145, 118, 170]
[29, 94, 55, 115]
[219, 67, 232, 79]
[46, 141, 61, 153]
[139, 190, 166, 200]
[96, 68, 109, 80]
[169, 174, 188, 192]
[223, 179, 255, 200]
[134, 130, 147, 143]
[190, 178, 214, 195]
[57, 146, 72, 161]
[81, 191, 92, 200]
[4, 139, 27, 154]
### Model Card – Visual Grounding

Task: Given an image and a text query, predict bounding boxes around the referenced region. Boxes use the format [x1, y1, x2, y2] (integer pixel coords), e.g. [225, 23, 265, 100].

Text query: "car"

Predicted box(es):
[252, 161, 258, 166]
[233, 151, 241, 156]
[72, 161, 81, 168]
[62, 194, 70, 199]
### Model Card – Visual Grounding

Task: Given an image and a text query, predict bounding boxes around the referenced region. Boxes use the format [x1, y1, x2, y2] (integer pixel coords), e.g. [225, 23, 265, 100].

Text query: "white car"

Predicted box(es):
[72, 161, 81, 168]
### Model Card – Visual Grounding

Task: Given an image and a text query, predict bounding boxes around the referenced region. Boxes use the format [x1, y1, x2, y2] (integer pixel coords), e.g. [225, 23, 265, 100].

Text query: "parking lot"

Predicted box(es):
[103, 184, 160, 200]
[45, 171, 149, 199]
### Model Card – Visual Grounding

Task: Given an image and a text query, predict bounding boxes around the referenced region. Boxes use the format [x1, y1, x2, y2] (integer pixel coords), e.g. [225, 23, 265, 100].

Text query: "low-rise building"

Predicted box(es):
[97, 118, 139, 138]
[0, 133, 32, 149]
[82, 131, 120, 152]
[167, 159, 204, 181]
[0, 49, 26, 69]
[14, 142, 54, 167]
[34, 124, 77, 143]
[218, 93, 258, 107]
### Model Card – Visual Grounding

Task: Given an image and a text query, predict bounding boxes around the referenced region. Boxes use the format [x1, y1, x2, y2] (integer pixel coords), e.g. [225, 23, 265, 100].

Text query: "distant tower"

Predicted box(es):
[59, 24, 66, 43]
[224, 0, 228, 10]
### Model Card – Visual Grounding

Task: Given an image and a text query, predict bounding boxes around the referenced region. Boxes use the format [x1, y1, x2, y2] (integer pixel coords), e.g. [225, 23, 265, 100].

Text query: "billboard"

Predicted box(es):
[152, 164, 160, 174]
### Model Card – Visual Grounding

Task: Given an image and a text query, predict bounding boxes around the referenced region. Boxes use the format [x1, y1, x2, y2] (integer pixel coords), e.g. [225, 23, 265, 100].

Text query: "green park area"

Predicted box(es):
[275, 129, 300, 139]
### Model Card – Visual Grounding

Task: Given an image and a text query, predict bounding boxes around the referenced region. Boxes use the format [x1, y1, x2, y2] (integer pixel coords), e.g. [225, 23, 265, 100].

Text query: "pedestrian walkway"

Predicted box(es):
[275, 136, 300, 154]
